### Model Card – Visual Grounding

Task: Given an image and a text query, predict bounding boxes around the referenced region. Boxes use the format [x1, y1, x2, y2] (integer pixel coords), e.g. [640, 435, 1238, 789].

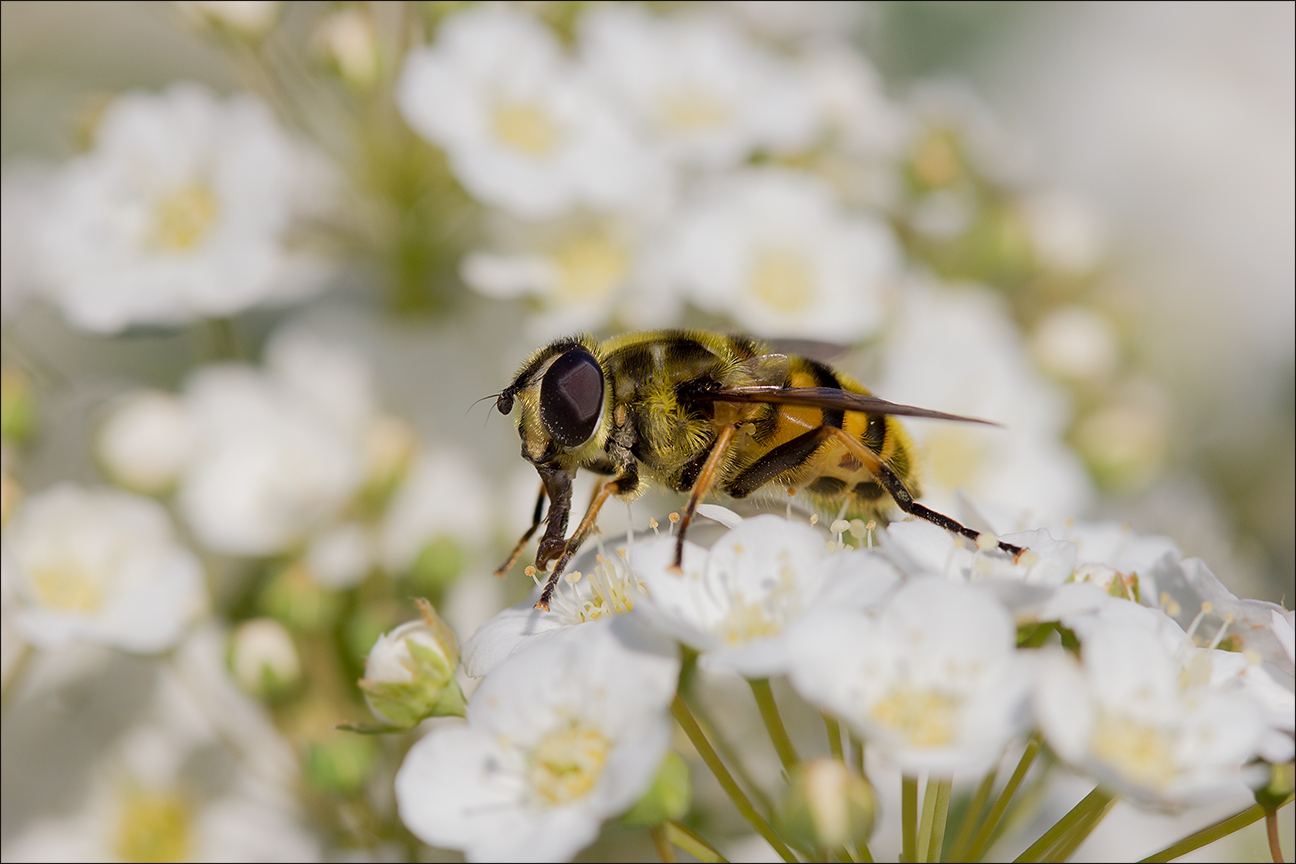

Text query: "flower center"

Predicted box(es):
[719, 598, 782, 645]
[658, 89, 730, 133]
[28, 561, 106, 612]
[527, 720, 611, 806]
[552, 554, 641, 625]
[871, 686, 958, 748]
[114, 791, 193, 864]
[553, 233, 629, 303]
[492, 100, 558, 157]
[1090, 712, 1175, 789]
[151, 183, 219, 251]
[749, 249, 817, 314]
[924, 427, 988, 493]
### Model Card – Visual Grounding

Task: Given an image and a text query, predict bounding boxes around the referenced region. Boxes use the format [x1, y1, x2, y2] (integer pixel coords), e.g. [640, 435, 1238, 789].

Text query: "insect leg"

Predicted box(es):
[824, 427, 1027, 560]
[674, 424, 738, 569]
[535, 477, 625, 611]
[493, 484, 547, 578]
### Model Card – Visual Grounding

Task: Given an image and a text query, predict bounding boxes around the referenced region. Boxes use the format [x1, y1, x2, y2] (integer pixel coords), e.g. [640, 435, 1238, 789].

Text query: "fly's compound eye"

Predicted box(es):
[539, 348, 604, 448]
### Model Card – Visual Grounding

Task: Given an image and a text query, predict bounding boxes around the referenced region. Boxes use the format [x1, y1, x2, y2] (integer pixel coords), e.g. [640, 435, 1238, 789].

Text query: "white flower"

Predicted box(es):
[1034, 618, 1271, 806]
[462, 541, 644, 678]
[881, 520, 1077, 590]
[303, 521, 372, 590]
[875, 283, 1093, 526]
[395, 616, 679, 863]
[229, 617, 301, 698]
[668, 169, 899, 340]
[788, 577, 1032, 775]
[633, 514, 899, 677]
[3, 484, 205, 653]
[379, 451, 489, 575]
[397, 5, 662, 219]
[1031, 306, 1118, 381]
[36, 83, 331, 333]
[580, 6, 818, 167]
[95, 390, 194, 495]
[178, 365, 362, 557]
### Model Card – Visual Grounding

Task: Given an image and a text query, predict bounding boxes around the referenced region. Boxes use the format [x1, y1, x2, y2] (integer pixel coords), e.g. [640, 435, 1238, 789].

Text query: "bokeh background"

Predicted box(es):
[1, 2, 1292, 861]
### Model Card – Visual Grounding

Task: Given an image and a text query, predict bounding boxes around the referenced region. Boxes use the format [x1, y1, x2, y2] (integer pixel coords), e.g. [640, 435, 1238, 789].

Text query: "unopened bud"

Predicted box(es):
[95, 390, 193, 495]
[359, 599, 465, 727]
[229, 618, 301, 700]
[777, 758, 876, 854]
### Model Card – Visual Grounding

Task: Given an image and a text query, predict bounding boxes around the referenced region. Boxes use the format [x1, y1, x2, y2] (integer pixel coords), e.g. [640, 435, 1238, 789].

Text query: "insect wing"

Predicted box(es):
[734, 353, 791, 386]
[695, 386, 1001, 426]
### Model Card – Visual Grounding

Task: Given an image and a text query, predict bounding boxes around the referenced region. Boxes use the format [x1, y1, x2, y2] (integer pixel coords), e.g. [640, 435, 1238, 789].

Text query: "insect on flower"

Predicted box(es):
[493, 330, 1026, 610]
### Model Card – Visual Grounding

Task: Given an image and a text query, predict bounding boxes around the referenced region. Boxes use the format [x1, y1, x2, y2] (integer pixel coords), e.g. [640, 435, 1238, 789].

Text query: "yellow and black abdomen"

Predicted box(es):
[721, 356, 921, 522]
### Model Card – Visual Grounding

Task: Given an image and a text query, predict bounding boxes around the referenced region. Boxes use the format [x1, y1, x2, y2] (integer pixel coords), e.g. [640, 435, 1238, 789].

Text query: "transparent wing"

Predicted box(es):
[691, 386, 1001, 426]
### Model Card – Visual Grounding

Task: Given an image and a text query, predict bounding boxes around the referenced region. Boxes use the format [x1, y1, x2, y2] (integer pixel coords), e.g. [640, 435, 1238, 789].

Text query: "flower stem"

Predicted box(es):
[948, 769, 998, 862]
[1137, 797, 1292, 863]
[651, 825, 679, 863]
[1041, 792, 1117, 862]
[664, 820, 728, 863]
[824, 714, 844, 761]
[688, 691, 775, 814]
[671, 694, 796, 864]
[966, 734, 1042, 861]
[1267, 808, 1283, 864]
[922, 778, 952, 863]
[851, 734, 865, 777]
[1013, 786, 1114, 863]
[903, 774, 919, 863]
[749, 678, 799, 773]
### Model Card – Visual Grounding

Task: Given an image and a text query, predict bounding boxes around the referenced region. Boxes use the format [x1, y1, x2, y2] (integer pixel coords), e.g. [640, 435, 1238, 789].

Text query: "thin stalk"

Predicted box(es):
[688, 691, 775, 815]
[1041, 793, 1117, 862]
[1267, 808, 1284, 864]
[749, 678, 799, 773]
[671, 695, 796, 864]
[927, 779, 952, 863]
[1138, 799, 1291, 863]
[902, 774, 919, 863]
[665, 820, 728, 864]
[857, 841, 874, 863]
[824, 714, 844, 761]
[1013, 787, 1114, 863]
[966, 734, 1043, 861]
[650, 825, 678, 863]
[851, 734, 865, 777]
[917, 776, 938, 862]
[948, 770, 998, 862]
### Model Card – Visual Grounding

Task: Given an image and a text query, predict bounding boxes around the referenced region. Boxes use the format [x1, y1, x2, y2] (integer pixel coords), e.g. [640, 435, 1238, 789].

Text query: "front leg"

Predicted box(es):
[535, 468, 639, 611]
[534, 465, 574, 573]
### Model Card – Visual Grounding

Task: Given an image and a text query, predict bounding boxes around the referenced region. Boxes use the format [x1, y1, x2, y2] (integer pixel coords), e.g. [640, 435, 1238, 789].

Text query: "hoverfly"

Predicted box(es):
[493, 330, 1025, 610]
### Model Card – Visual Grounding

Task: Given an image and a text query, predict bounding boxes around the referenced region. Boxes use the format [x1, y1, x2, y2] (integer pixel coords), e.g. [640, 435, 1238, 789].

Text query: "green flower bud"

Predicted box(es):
[228, 618, 301, 701]
[620, 752, 691, 828]
[358, 599, 466, 728]
[305, 735, 377, 796]
[260, 561, 344, 633]
[1, 367, 37, 445]
[777, 758, 876, 855]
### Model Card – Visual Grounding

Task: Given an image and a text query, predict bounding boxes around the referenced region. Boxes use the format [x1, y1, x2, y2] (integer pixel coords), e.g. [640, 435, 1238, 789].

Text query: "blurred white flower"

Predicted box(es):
[1031, 306, 1119, 381]
[1021, 192, 1106, 274]
[669, 169, 899, 340]
[36, 83, 331, 333]
[1, 163, 53, 321]
[378, 451, 489, 575]
[303, 521, 372, 590]
[397, 5, 662, 219]
[881, 520, 1077, 589]
[4, 484, 205, 653]
[876, 284, 1093, 526]
[633, 515, 898, 677]
[788, 577, 1032, 775]
[580, 6, 818, 167]
[229, 617, 301, 699]
[1034, 618, 1271, 806]
[462, 542, 643, 678]
[178, 364, 363, 557]
[395, 616, 679, 863]
[95, 390, 194, 495]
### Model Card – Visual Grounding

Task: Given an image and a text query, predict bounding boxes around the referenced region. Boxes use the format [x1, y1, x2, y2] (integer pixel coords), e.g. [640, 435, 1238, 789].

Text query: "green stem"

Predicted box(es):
[1267, 808, 1283, 864]
[671, 695, 796, 863]
[927, 778, 952, 863]
[689, 691, 775, 815]
[664, 820, 728, 864]
[851, 734, 865, 777]
[1041, 793, 1117, 862]
[651, 825, 679, 863]
[903, 774, 919, 863]
[824, 714, 844, 761]
[1013, 786, 1114, 863]
[1138, 796, 1293, 863]
[207, 316, 242, 360]
[749, 678, 799, 774]
[917, 776, 938, 862]
[966, 735, 1043, 861]
[948, 770, 998, 862]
